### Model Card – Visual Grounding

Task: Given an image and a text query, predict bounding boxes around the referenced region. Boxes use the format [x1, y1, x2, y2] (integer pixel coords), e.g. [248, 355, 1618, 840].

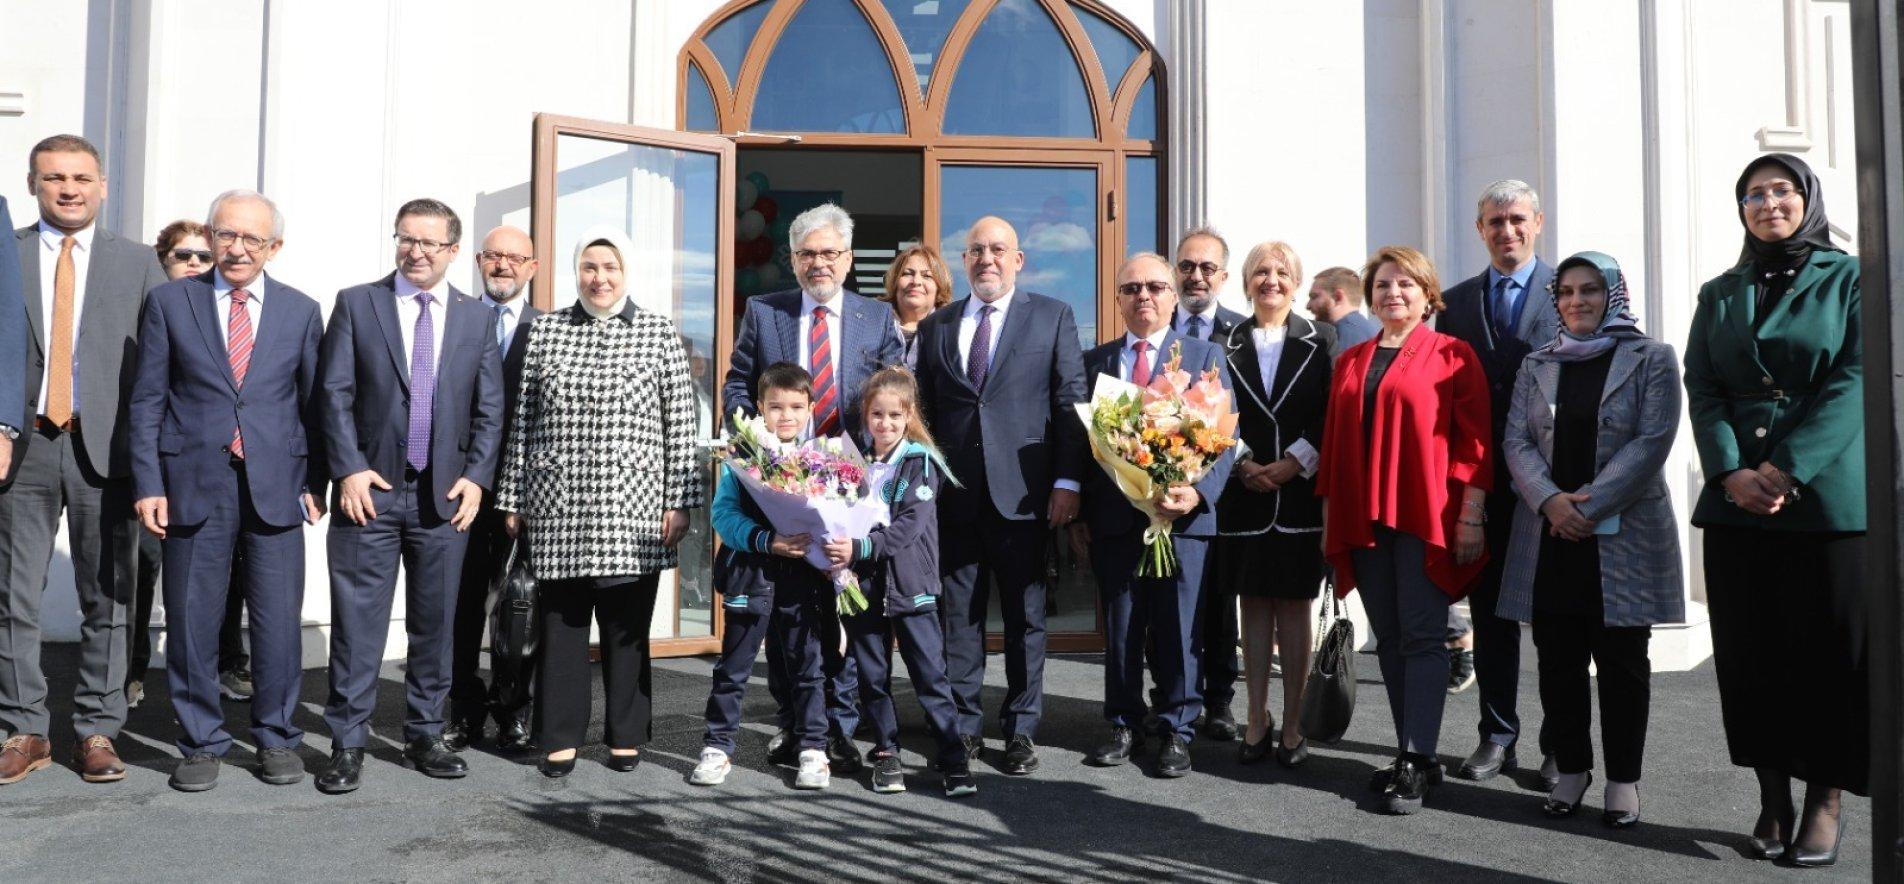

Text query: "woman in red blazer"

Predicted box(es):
[1317, 245, 1492, 815]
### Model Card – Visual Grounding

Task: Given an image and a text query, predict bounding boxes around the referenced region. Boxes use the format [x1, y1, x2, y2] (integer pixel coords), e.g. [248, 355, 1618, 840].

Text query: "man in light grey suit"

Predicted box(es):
[1434, 179, 1562, 788]
[0, 134, 166, 786]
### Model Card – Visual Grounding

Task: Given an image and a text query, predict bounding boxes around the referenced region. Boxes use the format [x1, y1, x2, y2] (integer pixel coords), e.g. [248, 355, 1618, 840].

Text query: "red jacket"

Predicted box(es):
[1317, 322, 1492, 599]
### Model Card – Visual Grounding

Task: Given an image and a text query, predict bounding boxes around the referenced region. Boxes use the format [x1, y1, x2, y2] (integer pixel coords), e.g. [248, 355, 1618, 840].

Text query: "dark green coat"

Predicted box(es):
[1683, 249, 1863, 531]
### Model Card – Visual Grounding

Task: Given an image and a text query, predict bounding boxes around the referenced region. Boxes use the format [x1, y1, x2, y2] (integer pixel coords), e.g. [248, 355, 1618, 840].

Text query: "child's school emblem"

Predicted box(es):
[916, 486, 934, 501]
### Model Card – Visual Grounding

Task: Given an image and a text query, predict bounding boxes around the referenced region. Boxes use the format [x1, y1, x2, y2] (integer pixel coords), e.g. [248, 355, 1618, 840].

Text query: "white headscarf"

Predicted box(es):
[572, 226, 637, 319]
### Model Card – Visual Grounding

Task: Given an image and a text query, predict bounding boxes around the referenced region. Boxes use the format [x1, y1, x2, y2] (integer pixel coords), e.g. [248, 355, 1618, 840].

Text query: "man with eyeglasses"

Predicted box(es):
[1, 135, 166, 787]
[912, 215, 1088, 776]
[1434, 179, 1561, 790]
[1170, 227, 1247, 344]
[444, 225, 541, 753]
[314, 198, 504, 793]
[129, 188, 326, 791]
[721, 202, 901, 775]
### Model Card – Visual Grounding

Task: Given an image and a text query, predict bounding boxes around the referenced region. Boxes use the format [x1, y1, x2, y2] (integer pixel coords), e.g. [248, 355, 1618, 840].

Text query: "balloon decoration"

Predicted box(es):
[732, 171, 791, 301]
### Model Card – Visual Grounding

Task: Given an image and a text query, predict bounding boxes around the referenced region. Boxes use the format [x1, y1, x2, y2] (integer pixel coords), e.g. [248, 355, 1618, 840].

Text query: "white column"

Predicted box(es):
[1164, 0, 1206, 246]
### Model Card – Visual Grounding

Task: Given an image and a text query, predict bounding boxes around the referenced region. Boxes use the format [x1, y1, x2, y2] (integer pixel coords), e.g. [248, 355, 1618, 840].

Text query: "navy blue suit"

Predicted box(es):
[0, 198, 24, 438]
[318, 274, 504, 748]
[1078, 332, 1234, 741]
[128, 271, 324, 756]
[913, 290, 1087, 740]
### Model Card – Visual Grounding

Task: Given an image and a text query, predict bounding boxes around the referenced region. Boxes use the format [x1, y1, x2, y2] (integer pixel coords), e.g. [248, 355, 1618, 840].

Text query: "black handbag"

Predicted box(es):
[1299, 582, 1357, 744]
[488, 538, 540, 710]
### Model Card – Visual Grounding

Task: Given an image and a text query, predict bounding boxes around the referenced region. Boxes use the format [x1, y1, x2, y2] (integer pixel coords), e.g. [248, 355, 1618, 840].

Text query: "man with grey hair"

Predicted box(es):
[1169, 226, 1246, 343]
[1433, 178, 1561, 789]
[720, 202, 902, 776]
[1, 134, 166, 787]
[129, 188, 326, 791]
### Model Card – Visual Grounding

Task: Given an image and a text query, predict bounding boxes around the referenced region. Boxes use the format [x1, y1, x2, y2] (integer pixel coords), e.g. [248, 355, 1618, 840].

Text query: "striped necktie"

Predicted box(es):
[227, 289, 254, 458]
[808, 305, 839, 437]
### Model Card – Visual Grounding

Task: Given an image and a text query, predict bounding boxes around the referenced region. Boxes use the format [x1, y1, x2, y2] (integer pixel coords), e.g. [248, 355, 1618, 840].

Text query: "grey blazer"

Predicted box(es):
[1497, 336, 1685, 627]
[9, 224, 168, 484]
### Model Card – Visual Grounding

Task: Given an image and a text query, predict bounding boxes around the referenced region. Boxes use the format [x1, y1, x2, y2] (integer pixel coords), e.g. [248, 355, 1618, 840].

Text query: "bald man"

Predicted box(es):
[912, 215, 1087, 776]
[444, 225, 541, 753]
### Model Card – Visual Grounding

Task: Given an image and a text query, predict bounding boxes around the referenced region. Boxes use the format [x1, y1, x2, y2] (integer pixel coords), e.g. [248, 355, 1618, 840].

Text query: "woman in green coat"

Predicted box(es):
[1683, 153, 1863, 868]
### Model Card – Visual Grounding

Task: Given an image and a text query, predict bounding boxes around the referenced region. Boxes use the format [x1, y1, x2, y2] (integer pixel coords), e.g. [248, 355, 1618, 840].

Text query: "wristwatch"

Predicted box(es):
[0, 423, 18, 440]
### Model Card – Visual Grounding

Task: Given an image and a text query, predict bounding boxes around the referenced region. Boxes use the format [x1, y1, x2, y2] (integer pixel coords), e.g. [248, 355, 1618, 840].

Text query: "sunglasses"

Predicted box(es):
[170, 248, 215, 264]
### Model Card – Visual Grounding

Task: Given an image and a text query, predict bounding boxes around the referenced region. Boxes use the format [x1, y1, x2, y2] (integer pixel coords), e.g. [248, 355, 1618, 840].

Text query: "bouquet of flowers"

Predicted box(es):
[722, 410, 894, 615]
[1075, 342, 1239, 577]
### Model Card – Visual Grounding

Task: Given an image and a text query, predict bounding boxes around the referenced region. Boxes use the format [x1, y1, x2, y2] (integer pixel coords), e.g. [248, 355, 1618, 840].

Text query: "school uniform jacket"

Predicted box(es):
[849, 442, 946, 617]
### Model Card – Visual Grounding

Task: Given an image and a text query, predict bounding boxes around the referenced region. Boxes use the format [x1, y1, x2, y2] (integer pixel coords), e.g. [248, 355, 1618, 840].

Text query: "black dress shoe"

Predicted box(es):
[1002, 736, 1039, 775]
[1543, 772, 1593, 817]
[1785, 811, 1847, 868]
[1369, 757, 1402, 793]
[766, 729, 797, 765]
[1384, 758, 1442, 814]
[402, 736, 469, 779]
[605, 751, 642, 773]
[494, 719, 535, 754]
[256, 747, 304, 785]
[442, 721, 471, 753]
[316, 748, 364, 794]
[826, 736, 864, 775]
[1087, 728, 1141, 766]
[1237, 733, 1272, 765]
[1201, 705, 1238, 742]
[1747, 835, 1788, 862]
[1274, 737, 1309, 769]
[1455, 741, 1516, 781]
[538, 754, 576, 778]
[170, 753, 221, 793]
[1157, 736, 1192, 778]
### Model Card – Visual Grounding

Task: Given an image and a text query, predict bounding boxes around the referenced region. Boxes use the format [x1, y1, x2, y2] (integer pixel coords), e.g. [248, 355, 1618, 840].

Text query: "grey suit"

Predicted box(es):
[1497, 337, 1685, 626]
[0, 222, 165, 740]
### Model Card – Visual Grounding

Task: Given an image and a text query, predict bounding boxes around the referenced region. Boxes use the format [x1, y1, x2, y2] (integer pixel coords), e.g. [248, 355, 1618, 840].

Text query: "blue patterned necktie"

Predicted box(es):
[1491, 276, 1514, 340]
[1187, 314, 1206, 340]
[493, 303, 507, 348]
[966, 304, 996, 390]
[407, 292, 435, 472]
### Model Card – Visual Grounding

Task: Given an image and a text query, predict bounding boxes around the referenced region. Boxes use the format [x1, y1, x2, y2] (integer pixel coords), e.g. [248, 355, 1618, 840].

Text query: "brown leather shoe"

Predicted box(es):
[0, 734, 53, 785]
[75, 734, 127, 783]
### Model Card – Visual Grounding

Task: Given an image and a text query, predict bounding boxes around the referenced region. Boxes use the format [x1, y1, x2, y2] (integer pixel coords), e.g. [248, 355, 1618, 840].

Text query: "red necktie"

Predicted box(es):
[227, 289, 254, 458]
[1131, 339, 1153, 387]
[808, 306, 839, 437]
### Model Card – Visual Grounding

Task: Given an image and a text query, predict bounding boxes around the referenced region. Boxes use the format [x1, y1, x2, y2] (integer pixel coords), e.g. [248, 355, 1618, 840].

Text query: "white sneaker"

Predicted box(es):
[793, 748, 830, 790]
[689, 748, 731, 786]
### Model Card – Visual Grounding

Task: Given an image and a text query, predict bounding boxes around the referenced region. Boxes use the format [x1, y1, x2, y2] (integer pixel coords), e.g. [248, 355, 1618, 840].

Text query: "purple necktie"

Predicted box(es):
[407, 292, 435, 472]
[966, 304, 995, 390]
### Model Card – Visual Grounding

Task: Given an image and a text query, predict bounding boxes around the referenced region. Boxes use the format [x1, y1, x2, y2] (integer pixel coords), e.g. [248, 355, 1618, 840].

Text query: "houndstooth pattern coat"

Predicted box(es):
[495, 300, 705, 581]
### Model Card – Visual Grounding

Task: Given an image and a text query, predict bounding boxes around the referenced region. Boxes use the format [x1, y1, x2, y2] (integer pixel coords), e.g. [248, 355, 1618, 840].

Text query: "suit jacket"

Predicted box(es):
[0, 200, 24, 437]
[9, 223, 167, 485]
[1169, 304, 1247, 342]
[913, 291, 1088, 521]
[128, 272, 324, 528]
[721, 288, 902, 441]
[498, 302, 542, 432]
[1498, 337, 1685, 627]
[319, 273, 505, 520]
[1437, 259, 1559, 501]
[1078, 330, 1234, 539]
[1216, 313, 1334, 534]
[1683, 249, 1863, 531]
[1329, 311, 1378, 358]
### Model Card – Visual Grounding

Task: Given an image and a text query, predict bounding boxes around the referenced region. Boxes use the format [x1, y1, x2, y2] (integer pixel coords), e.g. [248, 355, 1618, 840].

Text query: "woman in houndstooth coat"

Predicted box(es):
[497, 226, 704, 776]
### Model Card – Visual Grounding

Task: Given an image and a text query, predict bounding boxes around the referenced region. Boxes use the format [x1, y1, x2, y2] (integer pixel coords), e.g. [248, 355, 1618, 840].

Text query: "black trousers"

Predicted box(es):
[130, 531, 247, 683]
[1196, 543, 1237, 710]
[1704, 526, 1868, 794]
[1469, 494, 1545, 752]
[536, 574, 658, 752]
[448, 507, 532, 725]
[938, 484, 1048, 740]
[1531, 614, 1650, 782]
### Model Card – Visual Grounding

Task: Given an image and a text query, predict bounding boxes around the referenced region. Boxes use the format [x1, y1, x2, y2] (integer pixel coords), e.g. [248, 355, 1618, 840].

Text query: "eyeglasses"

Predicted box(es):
[1117, 281, 1174, 298]
[477, 250, 532, 267]
[964, 244, 1014, 259]
[394, 234, 455, 255]
[1740, 185, 1801, 209]
[211, 229, 274, 252]
[1176, 260, 1223, 278]
[793, 248, 847, 264]
[169, 248, 214, 264]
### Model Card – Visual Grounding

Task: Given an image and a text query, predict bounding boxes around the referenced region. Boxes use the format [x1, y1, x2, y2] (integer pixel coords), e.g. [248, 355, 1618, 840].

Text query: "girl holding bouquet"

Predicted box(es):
[822, 367, 976, 797]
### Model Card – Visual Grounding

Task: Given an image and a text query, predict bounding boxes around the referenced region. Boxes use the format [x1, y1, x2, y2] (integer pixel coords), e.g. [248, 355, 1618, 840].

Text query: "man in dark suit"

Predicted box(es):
[1, 135, 166, 787]
[722, 202, 902, 771]
[445, 224, 540, 752]
[1074, 253, 1234, 777]
[129, 189, 326, 792]
[315, 199, 504, 793]
[0, 198, 23, 481]
[1434, 179, 1561, 786]
[913, 215, 1087, 776]
[1168, 226, 1245, 742]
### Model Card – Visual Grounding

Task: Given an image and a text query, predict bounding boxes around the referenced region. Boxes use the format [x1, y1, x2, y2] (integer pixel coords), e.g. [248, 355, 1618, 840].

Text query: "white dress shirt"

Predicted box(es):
[956, 286, 1015, 374]
[1119, 327, 1170, 382]
[1174, 301, 1223, 341]
[1251, 321, 1319, 477]
[485, 294, 526, 351]
[394, 275, 449, 371]
[36, 221, 94, 417]
[212, 270, 267, 349]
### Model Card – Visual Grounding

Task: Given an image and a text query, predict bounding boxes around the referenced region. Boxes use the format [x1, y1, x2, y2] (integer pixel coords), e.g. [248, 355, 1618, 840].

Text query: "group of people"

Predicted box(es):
[0, 132, 1866, 868]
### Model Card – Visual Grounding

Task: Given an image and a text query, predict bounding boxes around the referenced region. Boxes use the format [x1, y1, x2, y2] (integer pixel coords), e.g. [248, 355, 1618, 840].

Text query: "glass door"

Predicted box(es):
[531, 115, 735, 657]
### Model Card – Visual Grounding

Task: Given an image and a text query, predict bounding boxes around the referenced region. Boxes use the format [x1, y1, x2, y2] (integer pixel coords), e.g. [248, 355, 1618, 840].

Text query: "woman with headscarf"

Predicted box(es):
[1683, 154, 1864, 867]
[1497, 251, 1682, 829]
[495, 227, 705, 778]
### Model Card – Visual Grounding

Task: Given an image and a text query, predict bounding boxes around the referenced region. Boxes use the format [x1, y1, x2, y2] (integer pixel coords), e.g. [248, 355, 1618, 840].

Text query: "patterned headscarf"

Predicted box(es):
[572, 226, 637, 319]
[1539, 250, 1644, 363]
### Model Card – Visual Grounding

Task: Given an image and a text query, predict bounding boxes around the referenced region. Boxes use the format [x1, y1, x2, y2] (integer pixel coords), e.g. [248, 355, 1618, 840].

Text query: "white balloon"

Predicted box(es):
[737, 180, 759, 211]
[738, 209, 766, 240]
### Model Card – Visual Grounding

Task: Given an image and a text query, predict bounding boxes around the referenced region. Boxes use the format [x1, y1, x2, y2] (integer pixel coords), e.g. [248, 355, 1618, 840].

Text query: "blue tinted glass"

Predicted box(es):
[1126, 73, 1156, 140]
[686, 63, 720, 131]
[939, 165, 1099, 347]
[1073, 3, 1140, 92]
[705, 1, 771, 89]
[882, 0, 974, 93]
[1125, 156, 1158, 258]
[751, 0, 905, 133]
[943, 0, 1094, 138]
